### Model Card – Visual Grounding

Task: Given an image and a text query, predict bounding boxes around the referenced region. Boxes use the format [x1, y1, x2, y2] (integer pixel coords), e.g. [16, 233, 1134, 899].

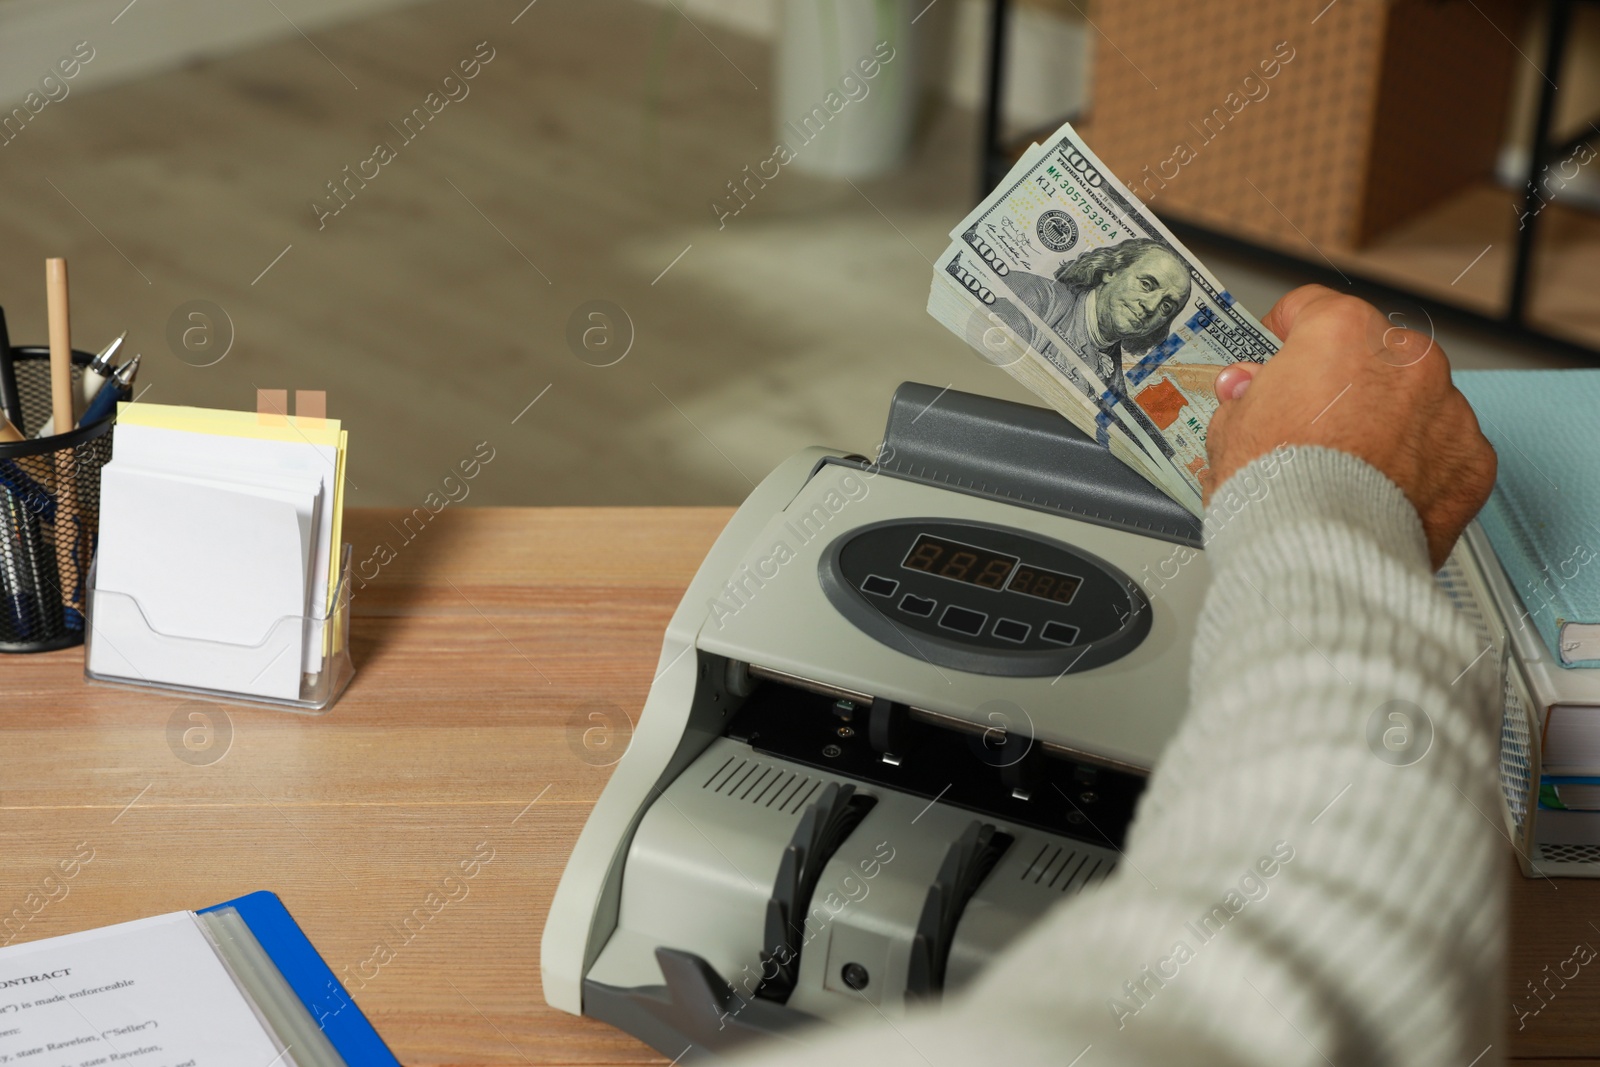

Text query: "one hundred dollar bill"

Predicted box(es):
[928, 141, 1200, 509]
[928, 257, 1199, 510]
[936, 121, 1281, 504]
[933, 244, 1200, 511]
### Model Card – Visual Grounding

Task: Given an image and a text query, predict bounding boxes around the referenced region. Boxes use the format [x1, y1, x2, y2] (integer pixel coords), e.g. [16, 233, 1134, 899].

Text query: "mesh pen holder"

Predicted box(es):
[0, 347, 115, 653]
[84, 543, 355, 714]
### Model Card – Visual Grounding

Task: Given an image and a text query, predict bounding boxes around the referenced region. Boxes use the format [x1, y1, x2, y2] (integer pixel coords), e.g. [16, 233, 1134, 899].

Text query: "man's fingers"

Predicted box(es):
[1261, 283, 1342, 344]
[1379, 325, 1436, 367]
[1214, 363, 1255, 401]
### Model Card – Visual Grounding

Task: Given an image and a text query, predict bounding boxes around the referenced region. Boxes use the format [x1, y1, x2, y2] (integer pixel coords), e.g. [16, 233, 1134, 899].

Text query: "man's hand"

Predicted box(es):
[1205, 285, 1496, 569]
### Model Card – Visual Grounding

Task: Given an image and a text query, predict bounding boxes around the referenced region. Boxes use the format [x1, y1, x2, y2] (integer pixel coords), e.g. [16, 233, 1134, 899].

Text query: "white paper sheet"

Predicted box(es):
[108, 422, 341, 671]
[89, 465, 318, 700]
[0, 912, 287, 1065]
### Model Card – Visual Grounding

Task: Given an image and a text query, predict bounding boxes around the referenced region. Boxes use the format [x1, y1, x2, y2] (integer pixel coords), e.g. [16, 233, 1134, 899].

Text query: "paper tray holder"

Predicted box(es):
[83, 543, 355, 713]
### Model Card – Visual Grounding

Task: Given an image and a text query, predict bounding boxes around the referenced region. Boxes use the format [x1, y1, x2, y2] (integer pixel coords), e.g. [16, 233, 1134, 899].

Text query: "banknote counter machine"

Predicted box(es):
[541, 383, 1212, 1059]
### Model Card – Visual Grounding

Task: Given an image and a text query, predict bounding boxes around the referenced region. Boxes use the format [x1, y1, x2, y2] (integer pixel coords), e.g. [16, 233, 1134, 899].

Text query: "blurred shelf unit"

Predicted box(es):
[979, 0, 1600, 358]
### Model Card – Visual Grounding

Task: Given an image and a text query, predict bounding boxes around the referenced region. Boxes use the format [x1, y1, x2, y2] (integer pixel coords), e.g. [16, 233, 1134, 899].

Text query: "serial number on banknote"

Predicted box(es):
[1037, 172, 1119, 238]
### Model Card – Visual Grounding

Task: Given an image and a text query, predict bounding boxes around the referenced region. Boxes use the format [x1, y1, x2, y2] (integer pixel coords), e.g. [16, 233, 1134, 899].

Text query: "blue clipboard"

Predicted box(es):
[199, 891, 401, 1066]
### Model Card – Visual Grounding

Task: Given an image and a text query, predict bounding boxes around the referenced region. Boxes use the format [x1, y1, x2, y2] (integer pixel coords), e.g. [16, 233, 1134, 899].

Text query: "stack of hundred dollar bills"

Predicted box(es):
[928, 121, 1281, 517]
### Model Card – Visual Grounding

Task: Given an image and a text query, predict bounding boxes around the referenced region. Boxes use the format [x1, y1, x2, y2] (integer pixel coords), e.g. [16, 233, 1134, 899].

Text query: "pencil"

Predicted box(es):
[45, 257, 81, 627]
[46, 259, 73, 433]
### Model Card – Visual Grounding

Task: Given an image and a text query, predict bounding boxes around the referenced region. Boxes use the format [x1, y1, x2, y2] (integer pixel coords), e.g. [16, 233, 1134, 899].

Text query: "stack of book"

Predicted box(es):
[1458, 371, 1600, 862]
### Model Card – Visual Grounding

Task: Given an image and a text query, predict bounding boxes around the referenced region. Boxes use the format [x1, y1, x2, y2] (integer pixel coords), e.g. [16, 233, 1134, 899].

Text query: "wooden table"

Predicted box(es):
[2, 508, 1597, 1064]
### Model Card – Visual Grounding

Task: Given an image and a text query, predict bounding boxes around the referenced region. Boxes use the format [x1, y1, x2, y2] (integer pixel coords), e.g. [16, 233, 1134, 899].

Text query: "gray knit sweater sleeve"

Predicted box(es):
[729, 446, 1506, 1067]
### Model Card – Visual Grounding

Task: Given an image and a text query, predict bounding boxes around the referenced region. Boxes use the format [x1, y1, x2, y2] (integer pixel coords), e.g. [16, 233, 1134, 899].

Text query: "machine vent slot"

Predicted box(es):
[1435, 555, 1495, 651]
[1022, 843, 1113, 893]
[703, 757, 821, 814]
[1439, 536, 1530, 842]
[1499, 669, 1533, 836]
[1536, 843, 1600, 865]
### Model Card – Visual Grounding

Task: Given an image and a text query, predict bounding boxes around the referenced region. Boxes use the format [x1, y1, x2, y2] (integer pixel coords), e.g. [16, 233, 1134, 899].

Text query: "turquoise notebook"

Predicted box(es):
[1457, 370, 1600, 669]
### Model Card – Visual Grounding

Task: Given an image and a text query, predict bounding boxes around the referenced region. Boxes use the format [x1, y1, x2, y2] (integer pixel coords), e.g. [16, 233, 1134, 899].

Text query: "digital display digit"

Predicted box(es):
[900, 533, 1018, 590]
[1005, 564, 1082, 605]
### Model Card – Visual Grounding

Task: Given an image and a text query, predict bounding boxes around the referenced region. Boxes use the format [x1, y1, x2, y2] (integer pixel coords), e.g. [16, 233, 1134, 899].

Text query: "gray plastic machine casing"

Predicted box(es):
[540, 383, 1210, 1034]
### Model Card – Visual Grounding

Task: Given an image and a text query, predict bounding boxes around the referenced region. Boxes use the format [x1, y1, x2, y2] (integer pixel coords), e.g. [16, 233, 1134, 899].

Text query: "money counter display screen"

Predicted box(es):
[900, 533, 1081, 605]
[1005, 564, 1082, 605]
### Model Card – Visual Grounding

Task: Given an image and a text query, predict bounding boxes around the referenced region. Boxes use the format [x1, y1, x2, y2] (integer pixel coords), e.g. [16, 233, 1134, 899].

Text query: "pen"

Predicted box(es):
[0, 308, 20, 433]
[81, 331, 126, 405]
[76, 354, 138, 428]
[0, 458, 55, 523]
[69, 362, 131, 619]
[0, 463, 62, 639]
[0, 484, 26, 642]
[76, 382, 119, 429]
[111, 352, 140, 390]
[35, 339, 129, 436]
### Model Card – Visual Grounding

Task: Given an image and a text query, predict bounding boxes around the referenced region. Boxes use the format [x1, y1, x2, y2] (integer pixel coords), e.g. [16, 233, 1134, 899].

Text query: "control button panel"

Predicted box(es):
[939, 605, 987, 635]
[861, 574, 899, 598]
[992, 618, 1030, 644]
[821, 518, 1151, 677]
[1040, 621, 1081, 646]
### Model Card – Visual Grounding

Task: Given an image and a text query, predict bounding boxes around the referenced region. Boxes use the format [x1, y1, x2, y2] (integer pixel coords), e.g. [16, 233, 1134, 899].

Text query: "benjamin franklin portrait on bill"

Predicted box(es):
[987, 237, 1198, 458]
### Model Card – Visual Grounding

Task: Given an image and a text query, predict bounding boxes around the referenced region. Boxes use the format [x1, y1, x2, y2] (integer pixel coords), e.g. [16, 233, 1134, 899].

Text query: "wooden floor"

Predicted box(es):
[0, 0, 1041, 509]
[0, 0, 1581, 512]
[1171, 180, 1600, 351]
